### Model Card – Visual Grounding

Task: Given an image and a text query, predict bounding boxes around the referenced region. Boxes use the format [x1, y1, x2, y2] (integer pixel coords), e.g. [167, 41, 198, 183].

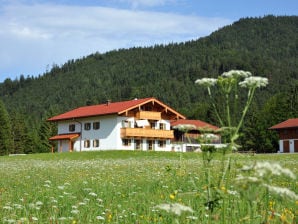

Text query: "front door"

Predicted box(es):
[283, 140, 289, 153]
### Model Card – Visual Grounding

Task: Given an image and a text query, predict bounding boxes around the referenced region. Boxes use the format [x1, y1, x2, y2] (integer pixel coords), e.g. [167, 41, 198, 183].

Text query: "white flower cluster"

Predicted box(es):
[154, 203, 194, 216]
[172, 124, 196, 131]
[239, 76, 268, 88]
[221, 70, 252, 78]
[263, 184, 298, 200]
[195, 78, 217, 87]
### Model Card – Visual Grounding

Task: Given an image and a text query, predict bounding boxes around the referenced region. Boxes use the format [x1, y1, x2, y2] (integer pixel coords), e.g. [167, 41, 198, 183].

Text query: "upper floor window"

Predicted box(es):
[122, 120, 133, 128]
[159, 123, 166, 130]
[93, 122, 100, 130]
[69, 124, 75, 132]
[84, 122, 91, 130]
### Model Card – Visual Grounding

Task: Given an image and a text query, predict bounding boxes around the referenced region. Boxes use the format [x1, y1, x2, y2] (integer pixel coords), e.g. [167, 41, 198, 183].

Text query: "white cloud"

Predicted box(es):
[0, 1, 231, 81]
[120, 0, 173, 8]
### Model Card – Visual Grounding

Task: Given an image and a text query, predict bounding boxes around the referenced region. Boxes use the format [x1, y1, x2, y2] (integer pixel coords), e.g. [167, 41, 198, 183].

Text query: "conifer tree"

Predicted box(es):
[0, 99, 13, 155]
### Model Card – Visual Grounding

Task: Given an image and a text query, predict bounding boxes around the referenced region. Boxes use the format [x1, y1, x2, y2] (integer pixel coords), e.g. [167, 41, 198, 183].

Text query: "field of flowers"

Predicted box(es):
[0, 151, 297, 223]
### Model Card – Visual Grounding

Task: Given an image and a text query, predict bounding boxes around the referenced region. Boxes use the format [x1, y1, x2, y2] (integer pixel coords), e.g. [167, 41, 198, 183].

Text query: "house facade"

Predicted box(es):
[269, 118, 298, 153]
[48, 98, 185, 152]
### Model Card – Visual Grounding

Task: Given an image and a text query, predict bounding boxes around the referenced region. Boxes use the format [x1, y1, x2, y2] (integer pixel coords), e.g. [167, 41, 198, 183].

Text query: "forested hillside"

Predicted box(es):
[0, 15, 297, 154]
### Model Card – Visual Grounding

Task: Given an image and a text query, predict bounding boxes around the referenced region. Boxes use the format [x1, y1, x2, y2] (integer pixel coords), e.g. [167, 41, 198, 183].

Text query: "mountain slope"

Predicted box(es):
[1, 15, 297, 124]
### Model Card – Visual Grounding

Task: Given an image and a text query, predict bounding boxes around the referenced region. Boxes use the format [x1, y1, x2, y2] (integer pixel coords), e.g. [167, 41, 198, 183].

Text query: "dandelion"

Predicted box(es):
[154, 203, 193, 216]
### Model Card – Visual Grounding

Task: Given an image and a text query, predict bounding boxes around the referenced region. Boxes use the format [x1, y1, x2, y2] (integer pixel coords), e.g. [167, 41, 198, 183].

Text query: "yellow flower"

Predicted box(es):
[170, 194, 175, 200]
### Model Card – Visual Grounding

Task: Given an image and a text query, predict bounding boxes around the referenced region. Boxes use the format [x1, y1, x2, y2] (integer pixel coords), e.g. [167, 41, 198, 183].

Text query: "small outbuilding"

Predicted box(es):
[269, 118, 298, 153]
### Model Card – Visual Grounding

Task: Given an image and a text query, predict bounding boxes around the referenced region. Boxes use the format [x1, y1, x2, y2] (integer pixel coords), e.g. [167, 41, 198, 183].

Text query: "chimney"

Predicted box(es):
[106, 100, 111, 106]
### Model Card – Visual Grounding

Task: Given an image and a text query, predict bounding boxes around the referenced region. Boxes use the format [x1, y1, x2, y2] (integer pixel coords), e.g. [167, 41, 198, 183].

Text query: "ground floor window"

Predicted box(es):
[84, 140, 90, 148]
[122, 139, 131, 146]
[135, 139, 141, 150]
[93, 139, 100, 148]
[158, 140, 166, 148]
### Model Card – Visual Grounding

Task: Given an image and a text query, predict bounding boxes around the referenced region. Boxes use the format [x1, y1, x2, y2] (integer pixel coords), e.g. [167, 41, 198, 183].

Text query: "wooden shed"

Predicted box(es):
[269, 118, 298, 153]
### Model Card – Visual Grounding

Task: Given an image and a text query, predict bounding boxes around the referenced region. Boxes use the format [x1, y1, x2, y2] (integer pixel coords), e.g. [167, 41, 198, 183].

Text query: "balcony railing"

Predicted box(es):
[121, 128, 173, 139]
[136, 111, 161, 120]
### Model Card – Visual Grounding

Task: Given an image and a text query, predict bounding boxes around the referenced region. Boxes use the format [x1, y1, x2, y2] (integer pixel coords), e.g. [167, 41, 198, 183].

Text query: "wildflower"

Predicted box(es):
[96, 216, 105, 220]
[239, 76, 268, 88]
[263, 184, 298, 200]
[221, 70, 252, 78]
[71, 209, 80, 214]
[169, 194, 175, 200]
[31, 217, 38, 221]
[172, 124, 196, 131]
[36, 201, 43, 206]
[154, 203, 193, 216]
[3, 206, 13, 210]
[255, 162, 296, 179]
[195, 78, 217, 87]
[89, 192, 97, 197]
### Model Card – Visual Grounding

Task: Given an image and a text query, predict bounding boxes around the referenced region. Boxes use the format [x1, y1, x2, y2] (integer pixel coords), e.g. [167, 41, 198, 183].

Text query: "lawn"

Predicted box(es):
[0, 151, 297, 223]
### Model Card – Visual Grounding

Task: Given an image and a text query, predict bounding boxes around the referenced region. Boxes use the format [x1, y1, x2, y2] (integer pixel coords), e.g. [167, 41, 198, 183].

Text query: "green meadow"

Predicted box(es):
[0, 151, 297, 223]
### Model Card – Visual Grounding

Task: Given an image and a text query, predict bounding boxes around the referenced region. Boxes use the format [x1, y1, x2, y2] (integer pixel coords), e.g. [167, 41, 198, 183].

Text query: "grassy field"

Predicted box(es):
[0, 151, 297, 223]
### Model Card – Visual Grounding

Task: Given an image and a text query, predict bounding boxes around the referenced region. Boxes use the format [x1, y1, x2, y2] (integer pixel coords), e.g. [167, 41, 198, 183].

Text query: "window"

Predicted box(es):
[159, 123, 166, 130]
[122, 139, 131, 146]
[84, 122, 91, 130]
[69, 124, 75, 132]
[159, 140, 166, 148]
[93, 139, 100, 148]
[84, 140, 90, 148]
[93, 122, 100, 130]
[122, 120, 133, 128]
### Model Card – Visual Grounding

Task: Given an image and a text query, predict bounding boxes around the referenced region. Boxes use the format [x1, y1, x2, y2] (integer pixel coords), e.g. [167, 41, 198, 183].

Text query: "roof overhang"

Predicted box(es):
[49, 133, 80, 141]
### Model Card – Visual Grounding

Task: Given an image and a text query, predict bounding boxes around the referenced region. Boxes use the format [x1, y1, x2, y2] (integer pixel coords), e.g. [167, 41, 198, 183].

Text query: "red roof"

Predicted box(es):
[269, 118, 298, 130]
[48, 97, 185, 121]
[49, 133, 80, 140]
[171, 119, 219, 130]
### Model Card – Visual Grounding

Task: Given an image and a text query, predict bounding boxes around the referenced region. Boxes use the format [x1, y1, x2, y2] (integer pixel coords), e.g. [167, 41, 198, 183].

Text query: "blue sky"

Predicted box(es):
[0, 0, 297, 82]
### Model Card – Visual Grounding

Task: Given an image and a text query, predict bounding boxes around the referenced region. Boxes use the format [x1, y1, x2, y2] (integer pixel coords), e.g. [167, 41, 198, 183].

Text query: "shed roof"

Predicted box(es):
[269, 118, 298, 130]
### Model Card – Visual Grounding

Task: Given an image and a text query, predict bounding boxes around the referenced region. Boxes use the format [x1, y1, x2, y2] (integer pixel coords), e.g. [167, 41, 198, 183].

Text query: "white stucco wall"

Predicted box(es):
[55, 116, 173, 152]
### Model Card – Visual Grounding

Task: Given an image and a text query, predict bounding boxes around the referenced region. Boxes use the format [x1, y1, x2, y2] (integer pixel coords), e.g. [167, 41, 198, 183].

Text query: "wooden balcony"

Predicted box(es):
[121, 128, 173, 139]
[136, 111, 161, 120]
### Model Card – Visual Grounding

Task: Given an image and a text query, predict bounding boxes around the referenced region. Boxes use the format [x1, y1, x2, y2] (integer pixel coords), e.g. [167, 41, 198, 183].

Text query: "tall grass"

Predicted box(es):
[0, 151, 297, 223]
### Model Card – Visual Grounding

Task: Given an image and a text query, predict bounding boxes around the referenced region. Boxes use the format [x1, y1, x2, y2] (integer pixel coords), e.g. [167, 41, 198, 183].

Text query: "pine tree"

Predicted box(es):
[0, 99, 13, 155]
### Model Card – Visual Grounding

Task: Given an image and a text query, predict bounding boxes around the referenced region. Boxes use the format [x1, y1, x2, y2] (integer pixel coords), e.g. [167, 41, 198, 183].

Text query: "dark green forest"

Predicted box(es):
[0, 15, 297, 155]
